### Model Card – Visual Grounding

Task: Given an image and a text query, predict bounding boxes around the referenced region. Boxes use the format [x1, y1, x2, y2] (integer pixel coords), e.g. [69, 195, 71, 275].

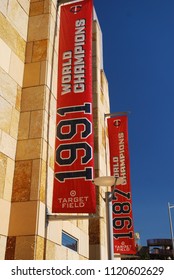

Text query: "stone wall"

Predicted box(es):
[0, 0, 110, 260]
[0, 0, 30, 260]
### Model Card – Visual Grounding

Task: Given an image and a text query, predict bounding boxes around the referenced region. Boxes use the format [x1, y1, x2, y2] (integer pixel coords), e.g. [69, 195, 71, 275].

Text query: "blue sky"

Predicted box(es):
[94, 0, 174, 245]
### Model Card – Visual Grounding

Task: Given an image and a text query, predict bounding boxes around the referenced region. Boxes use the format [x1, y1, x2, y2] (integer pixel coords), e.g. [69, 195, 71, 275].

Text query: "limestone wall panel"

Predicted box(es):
[7, 0, 29, 40]
[28, 14, 49, 42]
[16, 139, 42, 160]
[0, 39, 11, 72]
[0, 131, 17, 160]
[15, 236, 35, 260]
[0, 13, 26, 62]
[0, 235, 7, 260]
[0, 199, 11, 235]
[21, 86, 46, 111]
[8, 201, 38, 236]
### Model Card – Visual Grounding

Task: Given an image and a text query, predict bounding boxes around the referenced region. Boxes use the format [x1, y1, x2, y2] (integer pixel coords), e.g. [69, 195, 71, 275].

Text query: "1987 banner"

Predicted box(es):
[107, 116, 136, 255]
[52, 0, 96, 213]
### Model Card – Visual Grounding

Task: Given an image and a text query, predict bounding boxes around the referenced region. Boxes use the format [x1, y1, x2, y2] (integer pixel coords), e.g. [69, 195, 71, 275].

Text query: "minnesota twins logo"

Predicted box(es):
[113, 119, 121, 127]
[70, 5, 82, 14]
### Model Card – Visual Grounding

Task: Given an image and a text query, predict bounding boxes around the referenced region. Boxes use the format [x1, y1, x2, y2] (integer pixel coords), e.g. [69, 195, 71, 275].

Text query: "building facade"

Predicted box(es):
[0, 0, 110, 260]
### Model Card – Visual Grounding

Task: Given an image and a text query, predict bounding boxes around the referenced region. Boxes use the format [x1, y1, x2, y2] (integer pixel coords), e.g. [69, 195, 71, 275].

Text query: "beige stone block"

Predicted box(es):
[12, 160, 32, 202]
[0, 68, 17, 107]
[44, 0, 51, 14]
[18, 0, 30, 14]
[0, 0, 8, 16]
[25, 42, 33, 63]
[0, 92, 13, 138]
[0, 38, 11, 72]
[30, 159, 41, 200]
[28, 14, 49, 42]
[3, 157, 15, 201]
[16, 138, 42, 160]
[21, 86, 45, 112]
[21, 86, 45, 111]
[0, 235, 7, 260]
[40, 61, 47, 85]
[37, 202, 46, 238]
[46, 61, 52, 87]
[10, 107, 20, 139]
[0, 13, 26, 62]
[35, 235, 44, 260]
[46, 240, 56, 260]
[0, 131, 17, 160]
[100, 244, 107, 260]
[47, 220, 61, 244]
[7, 0, 29, 40]
[32, 40, 47, 62]
[18, 112, 30, 140]
[49, 146, 55, 169]
[15, 86, 22, 111]
[42, 139, 47, 162]
[48, 118, 56, 149]
[9, 52, 24, 87]
[8, 201, 38, 236]
[43, 111, 48, 141]
[15, 236, 35, 260]
[100, 220, 107, 247]
[51, 68, 58, 99]
[50, 94, 56, 120]
[63, 221, 80, 240]
[29, 110, 43, 138]
[79, 231, 89, 258]
[40, 160, 46, 202]
[30, 1, 44, 16]
[54, 245, 67, 260]
[0, 152, 7, 198]
[23, 62, 41, 87]
[77, 219, 88, 233]
[0, 199, 11, 235]
[46, 167, 54, 209]
[67, 248, 79, 260]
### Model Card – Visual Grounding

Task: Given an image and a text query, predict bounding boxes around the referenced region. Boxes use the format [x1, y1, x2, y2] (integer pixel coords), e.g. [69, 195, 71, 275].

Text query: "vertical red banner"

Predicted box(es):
[52, 0, 96, 213]
[107, 116, 136, 255]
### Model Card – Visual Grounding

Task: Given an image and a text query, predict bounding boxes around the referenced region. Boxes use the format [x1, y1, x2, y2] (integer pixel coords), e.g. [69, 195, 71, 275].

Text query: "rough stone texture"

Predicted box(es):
[35, 236, 45, 260]
[16, 139, 42, 160]
[0, 153, 7, 198]
[12, 160, 32, 202]
[32, 40, 48, 62]
[29, 110, 44, 138]
[0, 13, 26, 62]
[7, 0, 29, 40]
[0, 97, 12, 135]
[30, 1, 44, 16]
[0, 68, 17, 107]
[23, 62, 41, 87]
[5, 236, 16, 260]
[28, 14, 49, 41]
[21, 86, 46, 111]
[15, 236, 35, 260]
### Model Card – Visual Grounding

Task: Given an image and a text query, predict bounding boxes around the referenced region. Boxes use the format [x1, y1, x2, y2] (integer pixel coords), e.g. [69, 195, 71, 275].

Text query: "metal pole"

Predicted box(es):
[168, 202, 174, 259]
[105, 192, 114, 260]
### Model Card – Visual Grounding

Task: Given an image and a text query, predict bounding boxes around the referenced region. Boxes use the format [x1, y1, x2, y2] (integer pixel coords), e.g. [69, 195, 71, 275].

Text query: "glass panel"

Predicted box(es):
[62, 231, 78, 252]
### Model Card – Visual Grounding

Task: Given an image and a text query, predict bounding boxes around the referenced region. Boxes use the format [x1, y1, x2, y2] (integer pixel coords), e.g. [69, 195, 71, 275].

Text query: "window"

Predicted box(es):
[62, 231, 78, 252]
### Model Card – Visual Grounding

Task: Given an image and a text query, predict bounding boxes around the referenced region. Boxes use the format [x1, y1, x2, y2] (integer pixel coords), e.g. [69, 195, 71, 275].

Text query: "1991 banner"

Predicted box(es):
[52, 0, 96, 213]
[107, 116, 136, 255]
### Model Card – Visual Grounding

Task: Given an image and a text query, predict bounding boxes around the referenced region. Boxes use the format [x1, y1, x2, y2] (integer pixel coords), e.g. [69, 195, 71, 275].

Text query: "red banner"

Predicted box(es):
[107, 116, 136, 255]
[52, 0, 96, 213]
